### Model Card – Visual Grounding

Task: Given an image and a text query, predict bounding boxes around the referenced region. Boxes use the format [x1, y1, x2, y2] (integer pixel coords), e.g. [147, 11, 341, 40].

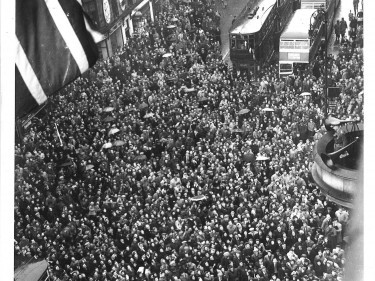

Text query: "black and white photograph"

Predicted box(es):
[1, 0, 374, 280]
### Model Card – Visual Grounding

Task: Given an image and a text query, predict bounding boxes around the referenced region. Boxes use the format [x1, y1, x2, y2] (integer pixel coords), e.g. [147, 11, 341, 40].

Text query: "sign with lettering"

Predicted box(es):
[288, 53, 300, 60]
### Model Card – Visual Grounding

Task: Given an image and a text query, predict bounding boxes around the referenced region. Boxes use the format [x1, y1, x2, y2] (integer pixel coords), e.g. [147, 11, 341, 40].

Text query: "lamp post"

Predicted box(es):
[309, 6, 328, 118]
[322, 9, 328, 118]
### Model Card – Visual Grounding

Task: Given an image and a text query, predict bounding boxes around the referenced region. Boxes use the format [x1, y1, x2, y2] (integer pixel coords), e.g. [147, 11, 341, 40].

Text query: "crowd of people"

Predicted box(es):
[14, 0, 363, 280]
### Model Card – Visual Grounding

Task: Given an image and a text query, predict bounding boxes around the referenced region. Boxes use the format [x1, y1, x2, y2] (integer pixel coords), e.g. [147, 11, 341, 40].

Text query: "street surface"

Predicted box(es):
[327, 0, 362, 56]
[215, 0, 257, 65]
[216, 0, 362, 63]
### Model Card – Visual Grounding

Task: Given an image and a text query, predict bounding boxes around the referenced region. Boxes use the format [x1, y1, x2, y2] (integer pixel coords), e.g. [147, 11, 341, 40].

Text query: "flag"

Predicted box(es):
[15, 0, 103, 118]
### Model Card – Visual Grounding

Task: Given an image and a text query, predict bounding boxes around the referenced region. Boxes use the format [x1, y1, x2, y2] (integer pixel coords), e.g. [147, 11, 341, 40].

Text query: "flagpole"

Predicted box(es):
[55, 123, 63, 146]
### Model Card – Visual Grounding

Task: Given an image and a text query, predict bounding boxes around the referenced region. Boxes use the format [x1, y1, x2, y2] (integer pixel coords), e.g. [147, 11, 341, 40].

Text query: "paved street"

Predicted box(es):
[215, 0, 257, 64]
[327, 0, 363, 56]
[216, 0, 363, 63]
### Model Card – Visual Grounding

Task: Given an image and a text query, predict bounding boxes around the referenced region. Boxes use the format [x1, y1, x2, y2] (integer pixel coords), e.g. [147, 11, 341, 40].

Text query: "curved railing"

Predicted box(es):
[311, 123, 363, 208]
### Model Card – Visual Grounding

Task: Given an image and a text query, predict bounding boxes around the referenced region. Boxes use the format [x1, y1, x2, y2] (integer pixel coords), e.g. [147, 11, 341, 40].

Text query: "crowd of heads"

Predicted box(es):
[14, 0, 363, 280]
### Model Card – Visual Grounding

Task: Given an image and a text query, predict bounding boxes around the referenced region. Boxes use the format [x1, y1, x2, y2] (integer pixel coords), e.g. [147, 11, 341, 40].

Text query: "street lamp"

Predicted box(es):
[322, 8, 328, 118]
[309, 6, 328, 117]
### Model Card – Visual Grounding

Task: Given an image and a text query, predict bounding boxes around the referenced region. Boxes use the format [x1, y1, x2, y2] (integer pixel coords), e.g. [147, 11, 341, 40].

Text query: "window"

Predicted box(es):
[280, 40, 294, 48]
[110, 0, 119, 17]
[280, 63, 293, 72]
[295, 40, 309, 49]
[231, 35, 255, 50]
[237, 39, 248, 50]
[280, 40, 309, 49]
[231, 37, 236, 48]
[82, 0, 98, 26]
[249, 36, 255, 48]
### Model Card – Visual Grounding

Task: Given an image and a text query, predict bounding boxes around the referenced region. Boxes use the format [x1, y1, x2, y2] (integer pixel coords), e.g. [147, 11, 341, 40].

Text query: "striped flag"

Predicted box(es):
[16, 0, 103, 118]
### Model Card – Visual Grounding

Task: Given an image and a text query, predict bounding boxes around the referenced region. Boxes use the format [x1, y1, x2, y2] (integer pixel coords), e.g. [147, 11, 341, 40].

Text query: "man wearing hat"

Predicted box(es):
[306, 246, 316, 265]
[321, 214, 331, 233]
[241, 242, 253, 260]
[332, 244, 344, 260]
[251, 247, 262, 264]
[234, 261, 247, 281]
[335, 207, 349, 237]
[255, 238, 266, 254]
[294, 240, 307, 258]
[273, 225, 284, 241]
[224, 264, 237, 280]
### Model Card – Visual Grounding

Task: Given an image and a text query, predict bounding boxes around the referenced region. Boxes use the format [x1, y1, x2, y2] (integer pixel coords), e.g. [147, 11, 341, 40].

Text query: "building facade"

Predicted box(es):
[82, 0, 156, 59]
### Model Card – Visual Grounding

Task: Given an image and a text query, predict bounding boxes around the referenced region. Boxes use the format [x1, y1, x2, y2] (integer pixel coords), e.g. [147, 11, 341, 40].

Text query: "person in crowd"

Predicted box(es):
[334, 20, 340, 43]
[353, 0, 359, 15]
[339, 17, 348, 44]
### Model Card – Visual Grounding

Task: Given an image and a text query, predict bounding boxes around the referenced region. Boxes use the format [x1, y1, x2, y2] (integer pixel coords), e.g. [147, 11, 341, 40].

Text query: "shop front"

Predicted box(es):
[110, 22, 125, 54]
[131, 0, 154, 36]
[99, 25, 124, 59]
[82, 0, 155, 59]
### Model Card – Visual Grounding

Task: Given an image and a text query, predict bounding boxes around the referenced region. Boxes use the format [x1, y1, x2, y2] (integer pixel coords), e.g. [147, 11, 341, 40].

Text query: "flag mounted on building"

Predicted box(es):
[15, 0, 103, 118]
